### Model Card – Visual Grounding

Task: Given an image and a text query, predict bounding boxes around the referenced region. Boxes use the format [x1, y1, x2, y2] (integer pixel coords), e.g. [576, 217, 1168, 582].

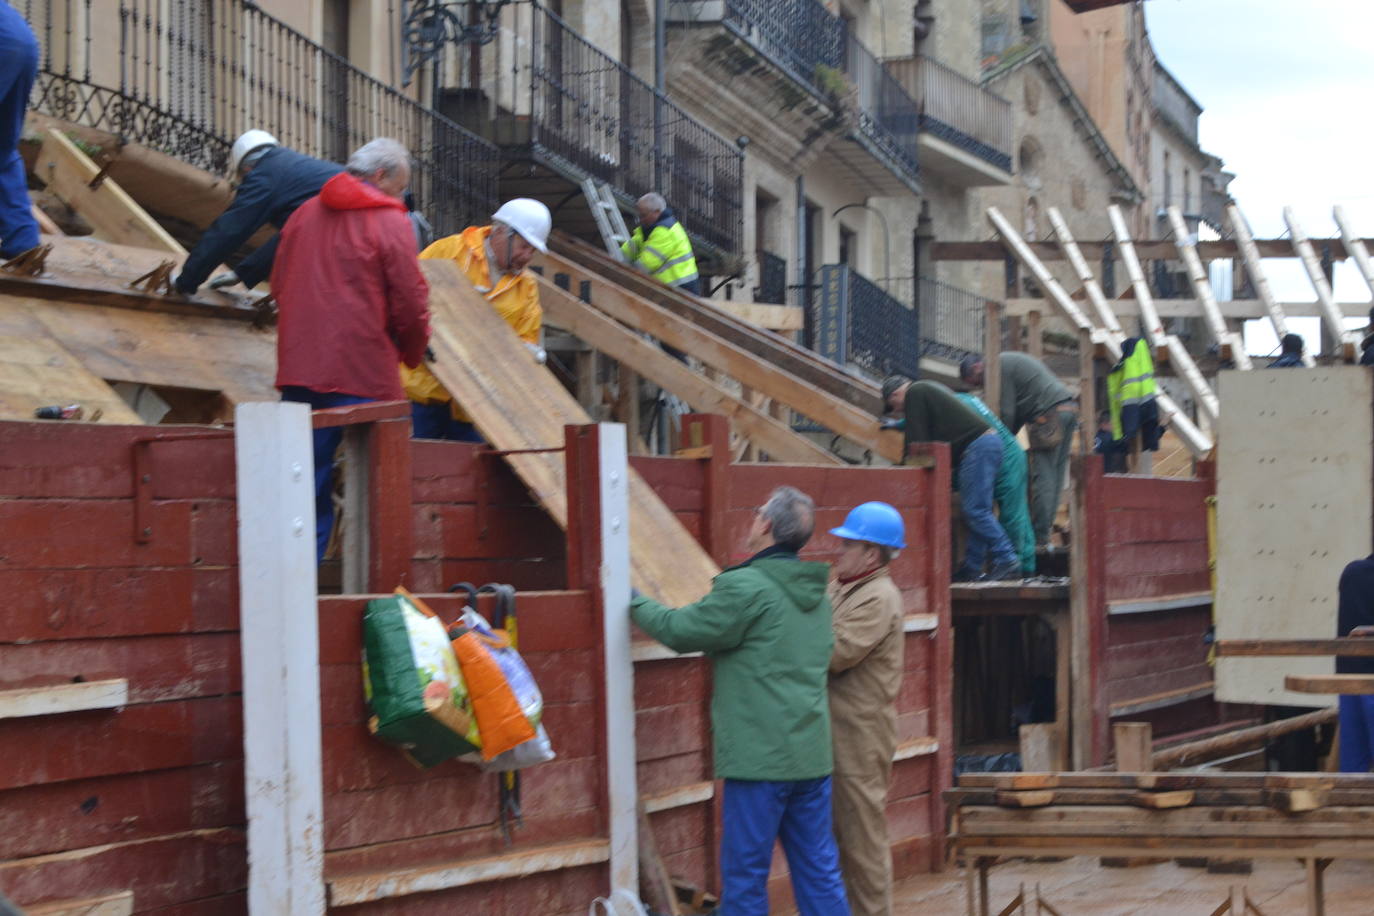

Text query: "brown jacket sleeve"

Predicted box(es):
[830, 585, 893, 674]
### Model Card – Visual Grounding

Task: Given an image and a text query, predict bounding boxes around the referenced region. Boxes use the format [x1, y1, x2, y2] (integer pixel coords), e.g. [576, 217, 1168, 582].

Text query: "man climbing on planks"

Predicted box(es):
[632, 486, 851, 916]
[174, 129, 343, 295]
[0, 4, 39, 259]
[621, 191, 700, 295]
[400, 197, 552, 441]
[960, 352, 1077, 548]
[827, 502, 906, 916]
[272, 138, 429, 563]
[882, 377, 1021, 582]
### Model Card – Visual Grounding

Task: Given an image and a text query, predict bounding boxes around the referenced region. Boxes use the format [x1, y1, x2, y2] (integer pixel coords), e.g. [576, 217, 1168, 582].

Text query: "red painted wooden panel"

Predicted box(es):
[413, 504, 565, 560]
[324, 775, 499, 849]
[139, 892, 246, 916]
[887, 755, 934, 801]
[0, 828, 246, 910]
[0, 697, 242, 791]
[0, 633, 240, 700]
[645, 803, 709, 855]
[410, 441, 538, 505]
[1105, 570, 1211, 600]
[1108, 607, 1211, 646]
[436, 559, 568, 593]
[628, 455, 706, 512]
[1108, 665, 1214, 706]
[635, 704, 709, 763]
[1101, 476, 1208, 511]
[0, 762, 243, 860]
[329, 861, 606, 916]
[0, 568, 236, 641]
[1105, 633, 1209, 683]
[633, 657, 709, 709]
[188, 500, 238, 567]
[1104, 507, 1207, 545]
[885, 792, 932, 840]
[148, 439, 237, 500]
[0, 500, 193, 568]
[636, 753, 712, 797]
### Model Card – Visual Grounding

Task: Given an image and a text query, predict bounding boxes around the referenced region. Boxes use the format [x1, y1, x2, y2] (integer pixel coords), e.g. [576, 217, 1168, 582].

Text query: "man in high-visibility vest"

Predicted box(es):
[401, 198, 552, 441]
[621, 192, 700, 294]
[1106, 337, 1162, 468]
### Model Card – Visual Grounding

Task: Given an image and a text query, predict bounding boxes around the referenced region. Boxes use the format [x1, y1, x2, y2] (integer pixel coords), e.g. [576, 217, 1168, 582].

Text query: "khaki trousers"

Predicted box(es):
[832, 769, 892, 916]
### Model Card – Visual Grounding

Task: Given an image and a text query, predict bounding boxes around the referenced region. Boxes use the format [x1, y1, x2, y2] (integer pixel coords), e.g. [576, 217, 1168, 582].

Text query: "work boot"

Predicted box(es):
[986, 559, 1023, 582]
[951, 566, 984, 583]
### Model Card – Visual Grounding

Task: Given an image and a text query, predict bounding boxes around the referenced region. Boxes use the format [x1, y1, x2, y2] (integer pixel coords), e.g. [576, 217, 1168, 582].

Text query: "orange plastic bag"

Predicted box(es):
[448, 625, 536, 760]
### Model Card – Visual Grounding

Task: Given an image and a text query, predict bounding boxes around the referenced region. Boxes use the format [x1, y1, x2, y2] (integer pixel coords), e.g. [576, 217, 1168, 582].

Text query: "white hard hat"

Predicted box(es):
[229, 129, 279, 174]
[491, 198, 552, 253]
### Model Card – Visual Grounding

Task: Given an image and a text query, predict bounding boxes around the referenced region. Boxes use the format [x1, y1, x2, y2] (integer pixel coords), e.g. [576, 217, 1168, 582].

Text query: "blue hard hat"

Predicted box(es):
[829, 501, 906, 549]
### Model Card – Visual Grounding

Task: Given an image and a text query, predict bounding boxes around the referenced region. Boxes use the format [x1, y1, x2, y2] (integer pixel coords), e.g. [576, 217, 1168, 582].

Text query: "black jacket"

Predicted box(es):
[1337, 556, 1374, 674]
[176, 147, 343, 293]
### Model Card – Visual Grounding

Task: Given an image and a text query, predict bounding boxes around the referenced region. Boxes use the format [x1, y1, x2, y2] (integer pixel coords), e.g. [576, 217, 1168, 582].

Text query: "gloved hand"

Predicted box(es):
[207, 271, 240, 290]
[524, 342, 548, 365]
[879, 417, 905, 430]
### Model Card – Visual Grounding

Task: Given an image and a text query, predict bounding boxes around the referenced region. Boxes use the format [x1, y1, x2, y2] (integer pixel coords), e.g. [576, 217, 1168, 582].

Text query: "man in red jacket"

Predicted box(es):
[272, 137, 430, 562]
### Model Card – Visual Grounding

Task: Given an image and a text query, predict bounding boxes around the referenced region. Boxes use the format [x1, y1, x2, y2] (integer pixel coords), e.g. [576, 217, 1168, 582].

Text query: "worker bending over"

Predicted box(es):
[957, 393, 1035, 575]
[828, 502, 906, 915]
[272, 138, 429, 562]
[881, 377, 1020, 582]
[621, 191, 700, 294]
[632, 487, 850, 915]
[175, 130, 342, 295]
[401, 198, 552, 441]
[961, 352, 1076, 548]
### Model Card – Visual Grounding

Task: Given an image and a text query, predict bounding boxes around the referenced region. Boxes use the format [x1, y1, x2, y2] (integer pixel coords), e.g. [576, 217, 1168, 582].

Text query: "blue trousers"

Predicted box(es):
[0, 7, 40, 258]
[280, 387, 372, 562]
[959, 432, 1018, 573]
[1339, 695, 1374, 772]
[720, 777, 850, 916]
[410, 401, 482, 442]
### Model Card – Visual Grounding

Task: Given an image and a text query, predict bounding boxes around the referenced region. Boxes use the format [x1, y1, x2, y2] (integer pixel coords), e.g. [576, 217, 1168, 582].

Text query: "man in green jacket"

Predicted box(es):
[631, 486, 850, 916]
[621, 192, 700, 295]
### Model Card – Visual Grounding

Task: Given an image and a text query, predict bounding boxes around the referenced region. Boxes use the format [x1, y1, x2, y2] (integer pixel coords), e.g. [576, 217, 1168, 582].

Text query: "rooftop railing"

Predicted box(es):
[23, 0, 499, 235]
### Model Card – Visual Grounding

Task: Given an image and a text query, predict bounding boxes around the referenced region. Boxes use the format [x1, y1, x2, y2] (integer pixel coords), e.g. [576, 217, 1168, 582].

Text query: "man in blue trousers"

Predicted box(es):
[632, 486, 850, 915]
[0, 6, 40, 260]
[1337, 555, 1374, 771]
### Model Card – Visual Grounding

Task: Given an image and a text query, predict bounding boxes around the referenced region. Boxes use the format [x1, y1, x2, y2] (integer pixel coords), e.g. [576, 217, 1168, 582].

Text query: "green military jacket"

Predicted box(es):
[631, 549, 834, 781]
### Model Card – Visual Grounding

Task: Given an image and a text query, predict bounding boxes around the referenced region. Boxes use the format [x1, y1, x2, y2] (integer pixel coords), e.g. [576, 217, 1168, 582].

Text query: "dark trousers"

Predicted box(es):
[410, 401, 482, 442]
[719, 776, 850, 916]
[0, 8, 39, 258]
[280, 386, 372, 562]
[1340, 695, 1374, 772]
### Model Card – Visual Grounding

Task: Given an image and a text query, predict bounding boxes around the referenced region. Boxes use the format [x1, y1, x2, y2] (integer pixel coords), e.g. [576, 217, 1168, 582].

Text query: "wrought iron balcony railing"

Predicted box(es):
[23, 0, 499, 235]
[915, 276, 987, 362]
[885, 56, 1013, 173]
[809, 264, 921, 380]
[715, 0, 920, 182]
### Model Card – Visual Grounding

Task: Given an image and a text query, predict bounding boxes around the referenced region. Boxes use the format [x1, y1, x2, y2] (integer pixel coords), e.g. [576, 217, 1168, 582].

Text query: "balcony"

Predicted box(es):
[807, 265, 921, 381]
[916, 277, 986, 363]
[26, 0, 500, 236]
[666, 0, 921, 196]
[885, 57, 1013, 187]
[435, 2, 743, 259]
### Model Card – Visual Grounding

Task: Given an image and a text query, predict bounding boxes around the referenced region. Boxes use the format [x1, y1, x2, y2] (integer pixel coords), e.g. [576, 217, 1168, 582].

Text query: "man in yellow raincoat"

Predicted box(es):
[401, 198, 552, 440]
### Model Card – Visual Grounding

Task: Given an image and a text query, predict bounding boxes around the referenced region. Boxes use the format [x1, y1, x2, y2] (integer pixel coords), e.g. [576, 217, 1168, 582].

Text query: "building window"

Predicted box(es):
[839, 225, 857, 269]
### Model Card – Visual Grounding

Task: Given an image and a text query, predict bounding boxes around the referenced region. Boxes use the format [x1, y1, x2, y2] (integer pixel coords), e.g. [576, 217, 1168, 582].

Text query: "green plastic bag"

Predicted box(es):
[362, 591, 482, 767]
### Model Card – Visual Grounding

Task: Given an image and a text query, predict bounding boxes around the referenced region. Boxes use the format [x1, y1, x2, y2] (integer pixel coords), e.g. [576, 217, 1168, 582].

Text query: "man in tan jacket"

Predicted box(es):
[827, 501, 907, 915]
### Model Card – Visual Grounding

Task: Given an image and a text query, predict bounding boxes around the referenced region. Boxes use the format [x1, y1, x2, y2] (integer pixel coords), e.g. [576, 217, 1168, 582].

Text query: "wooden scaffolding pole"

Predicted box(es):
[1334, 205, 1374, 301]
[1047, 206, 1122, 337]
[1227, 205, 1315, 367]
[986, 207, 1212, 456]
[1108, 205, 1219, 424]
[1284, 206, 1358, 360]
[1166, 206, 1253, 370]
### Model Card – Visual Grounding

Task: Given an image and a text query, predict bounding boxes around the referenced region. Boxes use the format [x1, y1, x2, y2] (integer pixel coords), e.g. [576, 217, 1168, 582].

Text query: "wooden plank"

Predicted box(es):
[1134, 790, 1194, 809]
[958, 772, 1374, 791]
[947, 787, 1374, 808]
[544, 256, 899, 462]
[1109, 682, 1213, 717]
[1167, 206, 1251, 369]
[1008, 296, 1374, 320]
[1285, 207, 1359, 354]
[709, 301, 804, 331]
[25, 891, 133, 916]
[0, 679, 128, 719]
[1216, 639, 1374, 658]
[1334, 205, 1374, 301]
[326, 839, 611, 906]
[1019, 724, 1062, 772]
[30, 202, 63, 237]
[1048, 207, 1122, 336]
[996, 790, 1055, 808]
[419, 259, 718, 607]
[544, 239, 882, 413]
[1228, 204, 1313, 366]
[1264, 788, 1330, 814]
[538, 277, 838, 464]
[1286, 674, 1374, 695]
[1113, 722, 1153, 772]
[33, 129, 185, 255]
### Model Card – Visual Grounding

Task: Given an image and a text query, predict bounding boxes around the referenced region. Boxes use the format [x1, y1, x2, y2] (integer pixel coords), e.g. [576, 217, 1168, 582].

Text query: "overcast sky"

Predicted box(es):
[1145, 0, 1374, 354]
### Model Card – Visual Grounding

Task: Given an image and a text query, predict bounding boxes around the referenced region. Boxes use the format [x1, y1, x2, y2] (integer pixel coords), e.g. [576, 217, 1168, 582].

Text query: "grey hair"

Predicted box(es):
[637, 191, 667, 212]
[347, 138, 410, 178]
[760, 485, 815, 552]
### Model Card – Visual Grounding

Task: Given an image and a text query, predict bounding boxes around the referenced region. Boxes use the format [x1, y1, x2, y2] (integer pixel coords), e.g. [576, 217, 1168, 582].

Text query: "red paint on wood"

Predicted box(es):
[887, 755, 935, 800]
[149, 438, 237, 500]
[0, 500, 194, 568]
[189, 500, 238, 567]
[310, 400, 410, 429]
[635, 704, 709, 762]
[327, 861, 606, 916]
[628, 453, 706, 513]
[1101, 475, 1209, 511]
[636, 753, 712, 798]
[1080, 455, 1110, 767]
[1104, 570, 1210, 601]
[324, 774, 500, 849]
[0, 568, 238, 641]
[370, 417, 413, 591]
[646, 804, 709, 855]
[0, 633, 239, 701]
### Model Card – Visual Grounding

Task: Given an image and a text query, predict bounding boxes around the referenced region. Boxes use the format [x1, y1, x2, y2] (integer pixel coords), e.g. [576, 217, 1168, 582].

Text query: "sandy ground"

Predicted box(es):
[884, 855, 1374, 914]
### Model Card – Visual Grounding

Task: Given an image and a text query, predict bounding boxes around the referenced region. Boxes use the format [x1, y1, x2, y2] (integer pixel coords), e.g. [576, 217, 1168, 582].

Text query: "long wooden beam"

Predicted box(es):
[1227, 204, 1314, 366]
[1047, 206, 1121, 336]
[1216, 639, 1374, 657]
[1334, 205, 1374, 302]
[537, 276, 840, 464]
[932, 237, 1374, 262]
[986, 206, 1212, 456]
[546, 236, 883, 414]
[1005, 297, 1374, 320]
[1108, 205, 1218, 424]
[1167, 206, 1251, 369]
[546, 260, 903, 463]
[1286, 206, 1360, 357]
[33, 128, 186, 255]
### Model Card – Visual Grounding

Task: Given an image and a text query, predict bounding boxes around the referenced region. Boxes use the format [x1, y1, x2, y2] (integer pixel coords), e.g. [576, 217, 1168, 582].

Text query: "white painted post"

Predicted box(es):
[596, 422, 639, 905]
[235, 402, 325, 915]
[1167, 205, 1253, 370]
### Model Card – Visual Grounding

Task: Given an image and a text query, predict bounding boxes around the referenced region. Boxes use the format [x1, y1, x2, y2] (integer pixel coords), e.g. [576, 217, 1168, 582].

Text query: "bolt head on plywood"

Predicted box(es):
[1215, 367, 1374, 706]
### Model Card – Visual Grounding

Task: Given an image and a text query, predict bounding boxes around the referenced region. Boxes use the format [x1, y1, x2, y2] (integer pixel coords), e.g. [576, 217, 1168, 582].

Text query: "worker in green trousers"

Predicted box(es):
[958, 393, 1035, 575]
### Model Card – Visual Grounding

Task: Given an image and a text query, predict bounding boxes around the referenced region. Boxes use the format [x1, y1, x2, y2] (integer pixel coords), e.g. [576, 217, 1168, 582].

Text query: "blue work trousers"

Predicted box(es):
[280, 387, 372, 562]
[0, 7, 40, 258]
[410, 401, 482, 443]
[719, 776, 850, 916]
[1339, 695, 1374, 772]
[959, 432, 1018, 573]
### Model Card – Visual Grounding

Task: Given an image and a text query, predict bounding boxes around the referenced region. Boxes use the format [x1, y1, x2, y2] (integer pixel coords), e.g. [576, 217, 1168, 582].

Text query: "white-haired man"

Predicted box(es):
[622, 191, 699, 295]
[272, 138, 430, 562]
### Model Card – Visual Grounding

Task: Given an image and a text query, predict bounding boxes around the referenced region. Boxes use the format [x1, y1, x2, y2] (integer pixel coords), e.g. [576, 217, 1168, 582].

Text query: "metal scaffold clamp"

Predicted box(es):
[1, 243, 53, 277]
[127, 259, 177, 295]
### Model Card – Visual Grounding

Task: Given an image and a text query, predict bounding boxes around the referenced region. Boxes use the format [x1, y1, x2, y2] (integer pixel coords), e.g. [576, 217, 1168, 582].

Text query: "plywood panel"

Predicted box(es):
[1215, 367, 1373, 705]
[0, 302, 140, 422]
[420, 259, 718, 607]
